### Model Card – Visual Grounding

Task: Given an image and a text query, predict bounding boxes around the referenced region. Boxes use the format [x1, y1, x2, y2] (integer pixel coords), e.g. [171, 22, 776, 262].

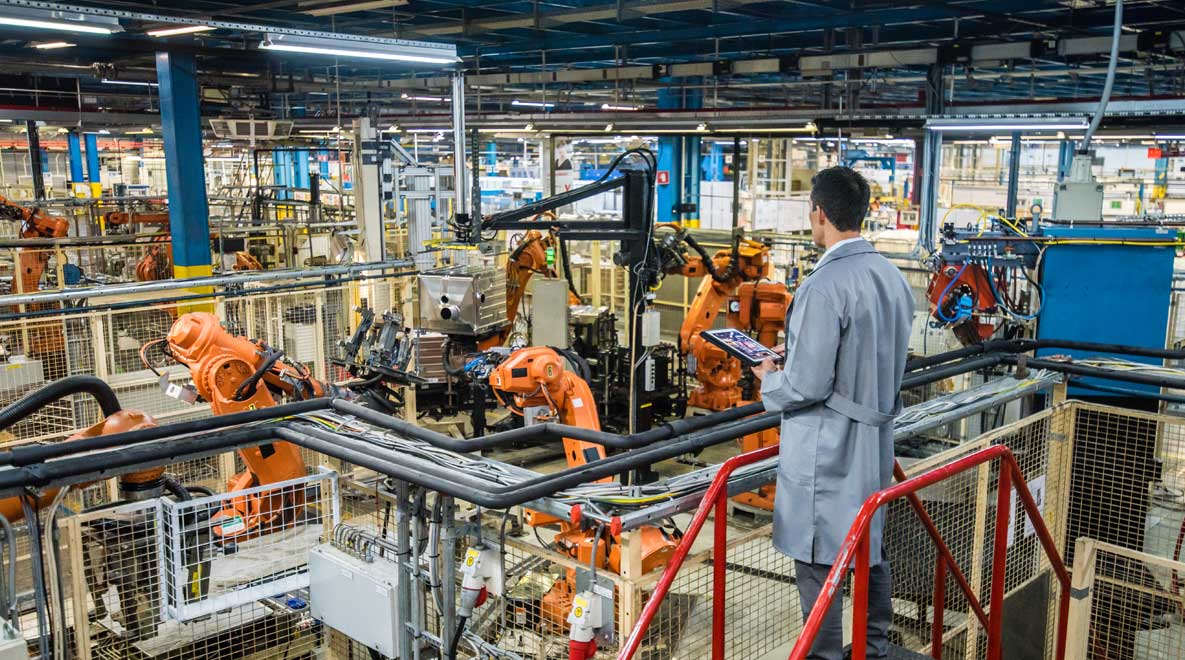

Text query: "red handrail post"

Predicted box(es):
[987, 462, 1012, 660]
[931, 555, 946, 660]
[712, 488, 729, 660]
[851, 535, 871, 660]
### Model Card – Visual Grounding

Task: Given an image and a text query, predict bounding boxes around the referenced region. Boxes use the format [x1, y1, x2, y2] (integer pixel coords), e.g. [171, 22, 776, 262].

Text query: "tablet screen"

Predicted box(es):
[700, 328, 782, 366]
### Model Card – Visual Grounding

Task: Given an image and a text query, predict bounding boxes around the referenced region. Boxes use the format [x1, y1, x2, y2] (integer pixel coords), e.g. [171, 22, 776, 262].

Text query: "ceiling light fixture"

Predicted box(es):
[401, 93, 449, 102]
[601, 103, 640, 111]
[604, 123, 614, 132]
[261, 33, 458, 65]
[0, 8, 121, 35]
[926, 118, 1089, 132]
[512, 100, 555, 109]
[33, 41, 74, 49]
[148, 25, 214, 37]
[102, 79, 158, 87]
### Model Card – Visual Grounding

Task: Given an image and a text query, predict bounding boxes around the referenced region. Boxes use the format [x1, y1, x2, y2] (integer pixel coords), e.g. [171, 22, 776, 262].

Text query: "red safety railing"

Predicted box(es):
[616, 444, 1072, 660]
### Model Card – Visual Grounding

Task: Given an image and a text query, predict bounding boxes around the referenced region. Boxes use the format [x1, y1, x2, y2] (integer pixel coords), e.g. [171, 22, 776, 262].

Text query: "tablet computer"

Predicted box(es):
[700, 328, 783, 367]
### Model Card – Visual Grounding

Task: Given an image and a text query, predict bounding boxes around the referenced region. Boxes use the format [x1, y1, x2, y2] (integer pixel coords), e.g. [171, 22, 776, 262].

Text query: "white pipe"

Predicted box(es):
[1082, 0, 1124, 149]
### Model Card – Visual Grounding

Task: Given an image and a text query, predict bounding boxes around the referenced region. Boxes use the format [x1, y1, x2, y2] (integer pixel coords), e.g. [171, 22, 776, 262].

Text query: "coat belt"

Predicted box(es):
[818, 391, 901, 427]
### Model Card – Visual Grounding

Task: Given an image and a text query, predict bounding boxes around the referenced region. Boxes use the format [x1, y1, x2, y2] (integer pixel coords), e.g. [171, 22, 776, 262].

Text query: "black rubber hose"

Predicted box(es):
[1008, 355, 1185, 390]
[162, 476, 192, 501]
[551, 346, 592, 384]
[0, 397, 329, 467]
[900, 355, 1008, 389]
[0, 375, 120, 432]
[1070, 381, 1185, 404]
[906, 338, 1185, 372]
[555, 237, 582, 302]
[329, 398, 765, 453]
[448, 617, 466, 659]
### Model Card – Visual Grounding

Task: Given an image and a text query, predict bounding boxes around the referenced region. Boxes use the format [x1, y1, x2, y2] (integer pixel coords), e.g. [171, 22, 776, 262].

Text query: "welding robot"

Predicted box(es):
[105, 210, 263, 281]
[656, 224, 792, 508]
[0, 196, 70, 359]
[143, 312, 349, 540]
[487, 346, 679, 658]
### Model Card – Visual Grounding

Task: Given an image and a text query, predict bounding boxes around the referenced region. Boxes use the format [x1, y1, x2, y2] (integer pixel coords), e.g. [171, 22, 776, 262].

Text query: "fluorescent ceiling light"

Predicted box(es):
[927, 118, 1089, 132]
[261, 33, 458, 65]
[512, 100, 554, 108]
[0, 9, 120, 35]
[402, 93, 448, 102]
[601, 103, 640, 111]
[102, 79, 158, 87]
[0, 119, 11, 123]
[405, 128, 447, 133]
[33, 41, 74, 49]
[148, 25, 215, 37]
[1155, 134, 1185, 140]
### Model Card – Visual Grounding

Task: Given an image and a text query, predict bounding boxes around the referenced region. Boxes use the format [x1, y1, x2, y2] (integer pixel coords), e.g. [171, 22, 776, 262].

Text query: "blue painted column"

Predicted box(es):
[66, 131, 84, 195]
[84, 133, 102, 196]
[273, 149, 290, 200]
[655, 88, 683, 223]
[294, 149, 310, 190]
[156, 50, 212, 282]
[705, 142, 725, 181]
[485, 141, 497, 169]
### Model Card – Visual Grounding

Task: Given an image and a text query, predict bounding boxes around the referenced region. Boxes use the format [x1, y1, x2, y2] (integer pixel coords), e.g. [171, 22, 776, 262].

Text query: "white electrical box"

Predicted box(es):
[1052, 181, 1104, 222]
[308, 545, 404, 658]
[283, 322, 318, 364]
[531, 278, 571, 348]
[0, 356, 44, 392]
[0, 620, 23, 660]
[640, 309, 662, 347]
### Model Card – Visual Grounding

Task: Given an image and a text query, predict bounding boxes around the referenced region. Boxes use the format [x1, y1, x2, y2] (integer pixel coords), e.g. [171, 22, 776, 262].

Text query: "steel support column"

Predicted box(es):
[26, 121, 45, 201]
[156, 51, 212, 282]
[656, 87, 685, 223]
[294, 149, 310, 190]
[1005, 132, 1022, 218]
[84, 132, 101, 197]
[66, 131, 84, 196]
[918, 129, 942, 253]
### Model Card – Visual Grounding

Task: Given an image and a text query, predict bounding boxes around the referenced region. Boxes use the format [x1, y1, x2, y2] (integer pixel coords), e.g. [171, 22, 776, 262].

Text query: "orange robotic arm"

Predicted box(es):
[164, 312, 337, 538]
[489, 346, 605, 471]
[669, 230, 780, 411]
[102, 210, 176, 281]
[0, 196, 69, 296]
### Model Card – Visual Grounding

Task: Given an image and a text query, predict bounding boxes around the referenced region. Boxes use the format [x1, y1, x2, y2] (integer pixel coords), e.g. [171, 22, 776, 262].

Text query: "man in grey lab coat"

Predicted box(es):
[751, 167, 914, 660]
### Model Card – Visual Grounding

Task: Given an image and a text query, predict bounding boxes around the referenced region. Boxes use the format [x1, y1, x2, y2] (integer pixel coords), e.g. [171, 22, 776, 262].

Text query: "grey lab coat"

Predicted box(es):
[760, 238, 914, 566]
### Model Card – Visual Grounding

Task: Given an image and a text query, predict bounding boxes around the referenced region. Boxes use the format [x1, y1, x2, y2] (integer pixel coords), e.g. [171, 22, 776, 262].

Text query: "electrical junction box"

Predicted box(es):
[530, 277, 571, 348]
[308, 545, 404, 658]
[0, 356, 44, 392]
[640, 309, 662, 347]
[1052, 181, 1104, 222]
[0, 620, 23, 660]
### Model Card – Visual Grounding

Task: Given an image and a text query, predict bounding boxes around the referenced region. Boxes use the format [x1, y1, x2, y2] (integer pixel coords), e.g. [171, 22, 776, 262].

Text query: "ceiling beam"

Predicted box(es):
[406, 0, 770, 38]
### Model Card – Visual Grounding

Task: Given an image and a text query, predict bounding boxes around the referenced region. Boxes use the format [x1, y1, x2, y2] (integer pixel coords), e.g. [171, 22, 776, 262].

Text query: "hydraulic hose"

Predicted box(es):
[448, 617, 467, 660]
[0, 397, 329, 467]
[0, 375, 120, 433]
[330, 398, 764, 453]
[1082, 0, 1124, 149]
[904, 338, 1185, 372]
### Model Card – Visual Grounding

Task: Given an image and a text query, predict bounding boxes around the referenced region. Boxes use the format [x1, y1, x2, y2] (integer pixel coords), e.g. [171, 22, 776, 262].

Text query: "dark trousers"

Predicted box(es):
[794, 559, 893, 660]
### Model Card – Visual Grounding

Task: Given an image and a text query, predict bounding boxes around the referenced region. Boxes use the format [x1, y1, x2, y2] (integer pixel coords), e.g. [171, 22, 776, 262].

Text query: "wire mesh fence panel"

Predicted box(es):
[1067, 541, 1185, 660]
[160, 469, 338, 622]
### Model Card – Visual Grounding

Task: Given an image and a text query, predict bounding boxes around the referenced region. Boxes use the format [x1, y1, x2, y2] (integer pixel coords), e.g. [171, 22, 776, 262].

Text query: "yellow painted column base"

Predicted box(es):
[173, 264, 216, 314]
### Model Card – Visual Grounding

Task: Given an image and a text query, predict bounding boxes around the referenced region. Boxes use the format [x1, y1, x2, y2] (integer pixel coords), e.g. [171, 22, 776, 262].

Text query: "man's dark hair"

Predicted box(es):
[810, 166, 870, 232]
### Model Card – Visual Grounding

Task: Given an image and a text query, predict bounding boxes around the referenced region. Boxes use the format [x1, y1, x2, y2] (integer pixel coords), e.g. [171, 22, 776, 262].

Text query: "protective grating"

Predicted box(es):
[1068, 541, 1185, 660]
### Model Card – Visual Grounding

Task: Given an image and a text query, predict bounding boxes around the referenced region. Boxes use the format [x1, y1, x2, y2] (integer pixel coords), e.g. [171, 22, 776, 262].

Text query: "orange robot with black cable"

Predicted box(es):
[488, 346, 679, 647]
[143, 312, 348, 540]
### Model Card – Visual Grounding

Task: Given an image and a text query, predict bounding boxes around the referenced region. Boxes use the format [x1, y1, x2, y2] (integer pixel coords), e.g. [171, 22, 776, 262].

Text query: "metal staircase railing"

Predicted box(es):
[616, 444, 1072, 660]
